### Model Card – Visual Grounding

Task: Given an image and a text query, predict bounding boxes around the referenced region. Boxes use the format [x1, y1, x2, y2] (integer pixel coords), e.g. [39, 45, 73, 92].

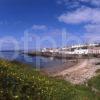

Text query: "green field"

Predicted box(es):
[0, 59, 100, 100]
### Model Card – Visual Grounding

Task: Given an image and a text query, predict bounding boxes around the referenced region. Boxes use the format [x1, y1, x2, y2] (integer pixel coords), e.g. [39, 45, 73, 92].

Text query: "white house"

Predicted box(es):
[41, 43, 100, 55]
[73, 49, 89, 54]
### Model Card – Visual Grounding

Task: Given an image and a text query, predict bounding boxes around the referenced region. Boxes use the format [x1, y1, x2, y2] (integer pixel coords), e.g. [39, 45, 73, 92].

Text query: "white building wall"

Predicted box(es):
[73, 49, 89, 54]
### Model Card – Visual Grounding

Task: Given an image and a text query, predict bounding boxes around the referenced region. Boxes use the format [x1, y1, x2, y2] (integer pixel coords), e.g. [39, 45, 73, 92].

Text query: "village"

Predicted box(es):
[42, 43, 100, 84]
[41, 43, 100, 55]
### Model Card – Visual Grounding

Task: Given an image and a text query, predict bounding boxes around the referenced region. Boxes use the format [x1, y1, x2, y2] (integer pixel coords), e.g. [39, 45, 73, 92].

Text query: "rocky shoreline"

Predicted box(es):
[41, 59, 78, 75]
[53, 58, 100, 84]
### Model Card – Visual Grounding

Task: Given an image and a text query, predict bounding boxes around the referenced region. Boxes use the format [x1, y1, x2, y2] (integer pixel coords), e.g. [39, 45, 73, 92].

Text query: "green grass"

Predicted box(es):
[88, 75, 100, 91]
[0, 59, 100, 100]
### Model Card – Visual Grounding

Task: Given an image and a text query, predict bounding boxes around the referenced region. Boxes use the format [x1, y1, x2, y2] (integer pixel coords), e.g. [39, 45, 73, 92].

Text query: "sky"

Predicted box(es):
[0, 0, 100, 50]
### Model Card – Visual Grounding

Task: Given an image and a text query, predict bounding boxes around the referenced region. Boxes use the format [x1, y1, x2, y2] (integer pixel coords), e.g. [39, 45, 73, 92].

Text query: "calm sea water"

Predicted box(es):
[0, 51, 70, 69]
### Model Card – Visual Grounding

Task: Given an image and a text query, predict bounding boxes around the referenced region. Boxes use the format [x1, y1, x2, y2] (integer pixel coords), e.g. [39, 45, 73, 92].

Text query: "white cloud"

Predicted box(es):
[81, 0, 100, 7]
[83, 33, 100, 43]
[32, 25, 47, 30]
[84, 23, 100, 43]
[57, 0, 100, 43]
[85, 24, 100, 33]
[83, 23, 100, 43]
[58, 7, 100, 24]
[57, 0, 100, 7]
[57, 0, 80, 8]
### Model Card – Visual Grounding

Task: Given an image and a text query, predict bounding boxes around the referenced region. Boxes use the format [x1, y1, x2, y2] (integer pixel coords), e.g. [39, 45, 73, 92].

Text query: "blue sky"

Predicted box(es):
[0, 0, 100, 50]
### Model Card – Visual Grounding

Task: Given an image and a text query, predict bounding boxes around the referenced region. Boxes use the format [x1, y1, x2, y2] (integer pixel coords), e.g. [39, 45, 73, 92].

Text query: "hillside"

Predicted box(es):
[0, 59, 100, 100]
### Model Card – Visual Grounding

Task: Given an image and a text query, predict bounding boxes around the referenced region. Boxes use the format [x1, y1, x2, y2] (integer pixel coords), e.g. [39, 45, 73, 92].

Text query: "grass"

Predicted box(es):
[0, 59, 100, 100]
[95, 69, 100, 73]
[88, 75, 100, 92]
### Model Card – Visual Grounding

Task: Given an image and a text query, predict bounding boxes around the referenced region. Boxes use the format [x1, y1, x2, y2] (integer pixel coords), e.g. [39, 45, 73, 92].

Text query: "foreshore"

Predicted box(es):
[0, 55, 100, 85]
[23, 51, 100, 84]
[53, 58, 100, 84]
[41, 59, 79, 75]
